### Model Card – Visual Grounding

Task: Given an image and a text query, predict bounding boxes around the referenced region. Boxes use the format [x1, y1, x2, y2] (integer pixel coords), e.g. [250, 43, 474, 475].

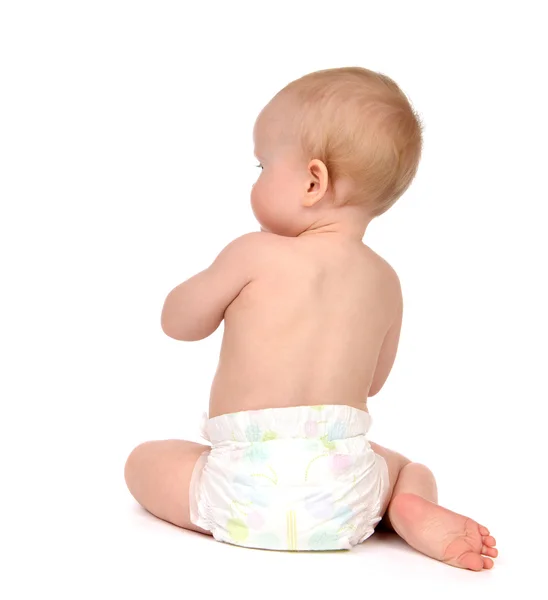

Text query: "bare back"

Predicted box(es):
[209, 235, 402, 418]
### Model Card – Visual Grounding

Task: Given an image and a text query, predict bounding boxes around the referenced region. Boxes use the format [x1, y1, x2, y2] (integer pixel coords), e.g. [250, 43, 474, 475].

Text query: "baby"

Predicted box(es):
[125, 67, 497, 570]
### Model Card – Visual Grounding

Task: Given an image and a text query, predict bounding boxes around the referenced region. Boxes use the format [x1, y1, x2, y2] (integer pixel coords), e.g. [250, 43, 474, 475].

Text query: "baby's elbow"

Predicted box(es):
[367, 378, 385, 397]
[160, 324, 180, 340]
[160, 315, 220, 341]
[160, 312, 186, 340]
[367, 386, 380, 398]
[160, 303, 193, 341]
[162, 326, 193, 341]
[161, 320, 197, 341]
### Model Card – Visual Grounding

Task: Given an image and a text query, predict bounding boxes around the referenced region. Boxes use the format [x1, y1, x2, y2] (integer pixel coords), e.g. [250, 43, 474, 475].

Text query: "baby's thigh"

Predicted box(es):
[369, 441, 411, 518]
[124, 439, 211, 534]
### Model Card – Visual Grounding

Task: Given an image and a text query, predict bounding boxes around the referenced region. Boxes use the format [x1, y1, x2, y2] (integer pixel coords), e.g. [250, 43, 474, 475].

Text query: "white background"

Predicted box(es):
[1, 1, 546, 598]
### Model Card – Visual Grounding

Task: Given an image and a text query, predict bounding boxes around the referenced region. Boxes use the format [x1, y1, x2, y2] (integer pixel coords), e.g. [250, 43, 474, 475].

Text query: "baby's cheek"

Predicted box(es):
[251, 185, 274, 226]
[250, 187, 263, 220]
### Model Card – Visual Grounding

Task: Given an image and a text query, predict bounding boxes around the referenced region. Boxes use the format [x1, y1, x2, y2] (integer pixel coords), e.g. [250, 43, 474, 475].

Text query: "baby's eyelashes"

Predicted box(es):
[256, 163, 263, 169]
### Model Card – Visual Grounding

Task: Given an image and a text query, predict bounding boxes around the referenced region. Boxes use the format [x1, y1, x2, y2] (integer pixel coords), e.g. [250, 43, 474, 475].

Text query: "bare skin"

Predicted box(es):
[125, 99, 497, 569]
[209, 234, 401, 418]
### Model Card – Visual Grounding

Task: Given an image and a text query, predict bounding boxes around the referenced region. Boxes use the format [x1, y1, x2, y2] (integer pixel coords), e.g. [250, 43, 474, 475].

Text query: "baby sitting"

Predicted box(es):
[125, 66, 497, 570]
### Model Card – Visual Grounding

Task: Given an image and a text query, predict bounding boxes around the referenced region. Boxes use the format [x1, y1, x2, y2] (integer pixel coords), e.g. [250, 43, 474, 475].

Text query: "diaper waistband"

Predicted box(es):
[201, 404, 371, 445]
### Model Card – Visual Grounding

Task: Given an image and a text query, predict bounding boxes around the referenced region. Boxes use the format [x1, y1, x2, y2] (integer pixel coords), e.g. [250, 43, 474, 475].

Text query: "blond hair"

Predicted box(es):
[273, 67, 423, 217]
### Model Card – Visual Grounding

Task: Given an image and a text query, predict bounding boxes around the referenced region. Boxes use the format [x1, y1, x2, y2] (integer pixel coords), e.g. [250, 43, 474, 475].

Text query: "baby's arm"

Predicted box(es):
[161, 232, 262, 341]
[368, 278, 403, 397]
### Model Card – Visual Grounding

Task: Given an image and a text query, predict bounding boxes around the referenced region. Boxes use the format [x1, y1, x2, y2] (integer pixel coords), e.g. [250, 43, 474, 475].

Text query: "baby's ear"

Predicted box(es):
[303, 159, 329, 207]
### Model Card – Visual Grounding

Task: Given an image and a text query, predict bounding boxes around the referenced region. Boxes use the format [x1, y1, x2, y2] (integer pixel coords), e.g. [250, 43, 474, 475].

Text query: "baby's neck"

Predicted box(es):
[298, 210, 371, 240]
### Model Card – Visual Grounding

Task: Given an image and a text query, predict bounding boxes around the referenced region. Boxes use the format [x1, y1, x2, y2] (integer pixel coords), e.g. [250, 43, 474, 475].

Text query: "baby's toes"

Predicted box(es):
[479, 525, 490, 536]
[483, 535, 496, 547]
[482, 556, 494, 569]
[482, 545, 498, 558]
[458, 551, 484, 571]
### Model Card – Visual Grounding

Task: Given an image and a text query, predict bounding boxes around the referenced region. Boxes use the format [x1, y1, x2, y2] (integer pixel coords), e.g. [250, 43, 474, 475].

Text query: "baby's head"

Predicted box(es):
[251, 67, 423, 237]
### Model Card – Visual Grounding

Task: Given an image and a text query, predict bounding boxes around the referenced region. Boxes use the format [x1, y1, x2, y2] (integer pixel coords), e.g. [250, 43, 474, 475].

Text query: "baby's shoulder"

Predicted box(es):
[357, 243, 399, 275]
[221, 231, 283, 256]
[223, 231, 294, 275]
[229, 231, 290, 261]
[360, 244, 402, 297]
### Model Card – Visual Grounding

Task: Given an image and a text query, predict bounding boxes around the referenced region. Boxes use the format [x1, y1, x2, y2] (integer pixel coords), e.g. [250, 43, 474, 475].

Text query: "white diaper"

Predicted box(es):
[189, 404, 389, 551]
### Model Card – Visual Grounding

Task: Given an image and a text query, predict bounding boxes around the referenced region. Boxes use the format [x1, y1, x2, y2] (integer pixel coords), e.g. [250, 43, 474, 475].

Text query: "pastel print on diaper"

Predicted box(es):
[233, 473, 271, 507]
[225, 494, 261, 545]
[307, 504, 354, 550]
[305, 490, 334, 519]
[330, 452, 354, 476]
[304, 420, 319, 437]
[245, 423, 262, 442]
[226, 517, 249, 543]
[232, 462, 278, 509]
[333, 504, 354, 524]
[304, 438, 354, 482]
[245, 423, 278, 443]
[333, 504, 355, 535]
[244, 424, 277, 462]
[308, 529, 341, 550]
[226, 514, 282, 550]
[225, 469, 278, 546]
[245, 444, 269, 462]
[327, 420, 347, 441]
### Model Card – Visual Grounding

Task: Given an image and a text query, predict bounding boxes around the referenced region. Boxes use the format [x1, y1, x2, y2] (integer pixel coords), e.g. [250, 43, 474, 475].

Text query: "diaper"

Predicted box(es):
[189, 404, 389, 551]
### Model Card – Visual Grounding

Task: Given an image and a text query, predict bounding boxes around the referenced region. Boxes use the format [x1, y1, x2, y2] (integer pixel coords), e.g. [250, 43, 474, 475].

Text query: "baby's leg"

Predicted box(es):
[371, 442, 498, 571]
[124, 440, 211, 535]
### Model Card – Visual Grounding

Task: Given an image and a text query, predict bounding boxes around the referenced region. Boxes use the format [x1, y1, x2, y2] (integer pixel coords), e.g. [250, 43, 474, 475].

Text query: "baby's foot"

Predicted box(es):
[388, 493, 498, 571]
